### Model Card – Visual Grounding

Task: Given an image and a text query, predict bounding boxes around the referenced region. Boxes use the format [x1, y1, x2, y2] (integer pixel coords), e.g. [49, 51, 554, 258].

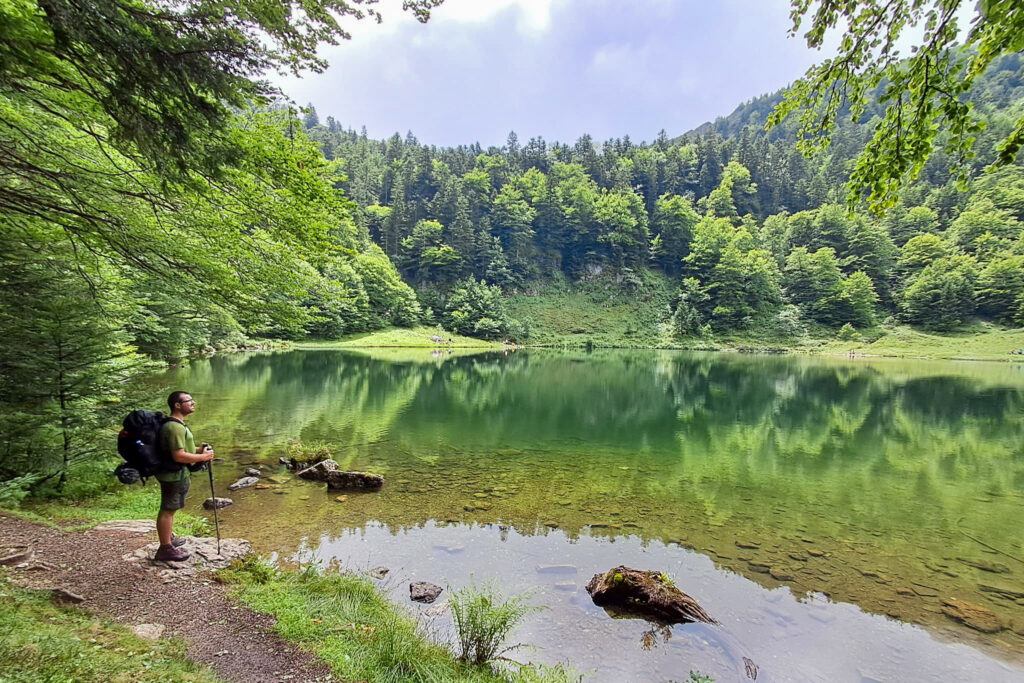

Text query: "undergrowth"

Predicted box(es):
[0, 574, 221, 682]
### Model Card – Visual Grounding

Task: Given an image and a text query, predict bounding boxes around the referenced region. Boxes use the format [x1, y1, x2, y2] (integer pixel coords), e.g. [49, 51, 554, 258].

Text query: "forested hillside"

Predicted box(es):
[0, 0, 431, 495]
[305, 53, 1024, 340]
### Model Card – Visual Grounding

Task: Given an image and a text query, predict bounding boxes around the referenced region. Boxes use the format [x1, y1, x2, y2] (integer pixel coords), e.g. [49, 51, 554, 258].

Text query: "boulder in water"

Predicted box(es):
[325, 470, 384, 490]
[227, 477, 259, 491]
[203, 497, 233, 509]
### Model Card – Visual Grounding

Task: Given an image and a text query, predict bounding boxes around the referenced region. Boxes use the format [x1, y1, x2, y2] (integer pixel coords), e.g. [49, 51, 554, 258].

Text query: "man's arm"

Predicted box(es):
[170, 445, 215, 464]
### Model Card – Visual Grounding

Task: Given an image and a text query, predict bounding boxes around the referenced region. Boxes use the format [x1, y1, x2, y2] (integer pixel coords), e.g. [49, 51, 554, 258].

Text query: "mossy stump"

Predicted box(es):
[585, 565, 717, 625]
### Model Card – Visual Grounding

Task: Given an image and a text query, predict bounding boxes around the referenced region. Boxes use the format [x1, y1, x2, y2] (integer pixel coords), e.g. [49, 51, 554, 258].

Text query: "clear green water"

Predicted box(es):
[167, 349, 1024, 682]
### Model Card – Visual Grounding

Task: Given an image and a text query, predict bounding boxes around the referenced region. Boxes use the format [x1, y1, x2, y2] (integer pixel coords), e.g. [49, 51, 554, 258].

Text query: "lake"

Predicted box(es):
[165, 348, 1024, 682]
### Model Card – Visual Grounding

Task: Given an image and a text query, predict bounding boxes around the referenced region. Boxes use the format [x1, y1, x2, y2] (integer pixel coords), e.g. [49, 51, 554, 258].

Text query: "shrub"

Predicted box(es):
[449, 583, 540, 666]
[837, 323, 860, 341]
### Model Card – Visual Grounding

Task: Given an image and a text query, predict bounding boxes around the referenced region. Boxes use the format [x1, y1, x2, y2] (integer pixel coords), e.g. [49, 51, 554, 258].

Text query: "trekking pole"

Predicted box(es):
[205, 452, 221, 555]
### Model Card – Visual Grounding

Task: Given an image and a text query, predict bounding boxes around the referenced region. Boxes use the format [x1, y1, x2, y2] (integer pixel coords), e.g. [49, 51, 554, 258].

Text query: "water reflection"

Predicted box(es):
[168, 349, 1024, 679]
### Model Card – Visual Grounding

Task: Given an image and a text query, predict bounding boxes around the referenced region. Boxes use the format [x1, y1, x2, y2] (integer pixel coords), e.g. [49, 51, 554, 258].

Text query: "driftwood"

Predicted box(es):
[585, 565, 717, 625]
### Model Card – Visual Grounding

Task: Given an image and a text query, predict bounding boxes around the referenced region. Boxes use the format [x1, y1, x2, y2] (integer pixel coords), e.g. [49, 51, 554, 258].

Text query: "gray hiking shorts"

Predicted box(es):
[159, 476, 190, 511]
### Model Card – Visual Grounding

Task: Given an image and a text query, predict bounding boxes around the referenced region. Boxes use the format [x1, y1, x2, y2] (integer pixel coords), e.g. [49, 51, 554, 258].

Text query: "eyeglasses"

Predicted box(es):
[179, 399, 195, 405]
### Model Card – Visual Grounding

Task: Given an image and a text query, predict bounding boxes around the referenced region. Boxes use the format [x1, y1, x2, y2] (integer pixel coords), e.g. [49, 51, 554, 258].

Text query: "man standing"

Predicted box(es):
[154, 390, 215, 561]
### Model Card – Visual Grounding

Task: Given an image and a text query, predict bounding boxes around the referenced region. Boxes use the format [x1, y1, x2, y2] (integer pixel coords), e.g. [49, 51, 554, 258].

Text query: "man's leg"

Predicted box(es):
[157, 508, 175, 546]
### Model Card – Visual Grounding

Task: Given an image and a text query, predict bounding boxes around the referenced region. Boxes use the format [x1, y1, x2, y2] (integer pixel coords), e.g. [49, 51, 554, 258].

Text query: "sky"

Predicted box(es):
[271, 0, 838, 148]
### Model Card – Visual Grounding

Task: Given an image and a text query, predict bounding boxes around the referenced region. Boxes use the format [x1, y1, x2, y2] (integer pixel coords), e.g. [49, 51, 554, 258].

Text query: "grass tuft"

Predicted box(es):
[449, 583, 540, 667]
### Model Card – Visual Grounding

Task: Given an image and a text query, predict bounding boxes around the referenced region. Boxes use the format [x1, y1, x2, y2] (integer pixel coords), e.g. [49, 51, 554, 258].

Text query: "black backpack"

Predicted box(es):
[115, 410, 180, 484]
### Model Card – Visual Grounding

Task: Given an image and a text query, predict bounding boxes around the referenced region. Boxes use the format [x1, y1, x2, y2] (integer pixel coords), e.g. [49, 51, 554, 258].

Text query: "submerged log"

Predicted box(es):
[585, 565, 717, 625]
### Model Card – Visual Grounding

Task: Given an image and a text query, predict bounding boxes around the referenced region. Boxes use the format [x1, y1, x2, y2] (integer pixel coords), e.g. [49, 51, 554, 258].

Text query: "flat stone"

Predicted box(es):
[554, 582, 577, 591]
[424, 601, 450, 617]
[410, 581, 443, 603]
[807, 549, 826, 557]
[203, 497, 232, 510]
[735, 541, 761, 549]
[334, 495, 348, 502]
[51, 588, 84, 604]
[93, 520, 157, 533]
[910, 582, 940, 597]
[244, 468, 261, 478]
[941, 598, 1004, 633]
[956, 557, 1011, 574]
[979, 583, 1024, 600]
[536, 564, 577, 574]
[254, 484, 274, 490]
[368, 566, 389, 579]
[769, 567, 796, 581]
[0, 548, 33, 566]
[227, 477, 259, 491]
[124, 537, 251, 576]
[131, 623, 165, 640]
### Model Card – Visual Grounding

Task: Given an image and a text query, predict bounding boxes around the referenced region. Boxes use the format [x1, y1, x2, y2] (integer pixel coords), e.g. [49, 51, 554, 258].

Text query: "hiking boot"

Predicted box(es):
[154, 544, 191, 562]
[170, 534, 186, 548]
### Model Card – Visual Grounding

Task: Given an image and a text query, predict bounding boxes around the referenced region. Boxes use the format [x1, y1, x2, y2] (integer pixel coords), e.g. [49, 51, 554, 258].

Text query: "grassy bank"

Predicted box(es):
[0, 574, 221, 682]
[502, 272, 1024, 360]
[816, 322, 1024, 361]
[301, 325, 504, 349]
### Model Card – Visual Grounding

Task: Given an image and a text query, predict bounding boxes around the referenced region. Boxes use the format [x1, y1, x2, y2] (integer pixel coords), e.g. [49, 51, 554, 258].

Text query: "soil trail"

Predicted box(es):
[0, 513, 332, 682]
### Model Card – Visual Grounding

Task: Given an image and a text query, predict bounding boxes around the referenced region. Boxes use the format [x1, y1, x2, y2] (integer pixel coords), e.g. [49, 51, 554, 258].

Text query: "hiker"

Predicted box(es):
[154, 391, 215, 561]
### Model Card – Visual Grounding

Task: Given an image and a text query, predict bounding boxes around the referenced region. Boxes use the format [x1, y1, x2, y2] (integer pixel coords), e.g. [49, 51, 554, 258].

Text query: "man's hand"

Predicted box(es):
[198, 443, 215, 461]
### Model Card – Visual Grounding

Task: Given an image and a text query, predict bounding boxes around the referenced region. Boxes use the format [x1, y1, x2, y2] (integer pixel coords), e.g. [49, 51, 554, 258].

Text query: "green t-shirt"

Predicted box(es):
[156, 419, 195, 482]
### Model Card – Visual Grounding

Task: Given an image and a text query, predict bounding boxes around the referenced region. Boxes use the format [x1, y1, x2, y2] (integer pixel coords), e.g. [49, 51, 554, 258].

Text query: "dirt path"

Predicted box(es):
[0, 513, 333, 682]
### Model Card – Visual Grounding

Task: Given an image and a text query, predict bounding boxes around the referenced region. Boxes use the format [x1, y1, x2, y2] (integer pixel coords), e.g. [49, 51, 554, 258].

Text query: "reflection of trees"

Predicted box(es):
[174, 348, 1024, 570]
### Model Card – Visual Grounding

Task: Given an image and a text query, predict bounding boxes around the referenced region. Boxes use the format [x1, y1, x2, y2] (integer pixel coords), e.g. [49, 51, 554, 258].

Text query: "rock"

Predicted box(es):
[278, 457, 290, 465]
[910, 582, 940, 597]
[941, 598, 1004, 633]
[227, 477, 258, 491]
[131, 623, 165, 640]
[93, 520, 157, 533]
[325, 471, 384, 490]
[0, 547, 33, 566]
[769, 567, 796, 582]
[424, 601, 450, 617]
[979, 583, 1024, 600]
[244, 468, 261, 478]
[334, 495, 348, 502]
[735, 540, 761, 549]
[288, 452, 332, 471]
[124, 537, 251, 576]
[254, 484, 273, 490]
[203, 497, 233, 510]
[585, 566, 717, 625]
[296, 459, 339, 481]
[266, 475, 290, 484]
[956, 557, 1010, 574]
[368, 566, 389, 579]
[554, 582, 577, 591]
[51, 588, 84, 604]
[536, 564, 577, 574]
[410, 581, 443, 603]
